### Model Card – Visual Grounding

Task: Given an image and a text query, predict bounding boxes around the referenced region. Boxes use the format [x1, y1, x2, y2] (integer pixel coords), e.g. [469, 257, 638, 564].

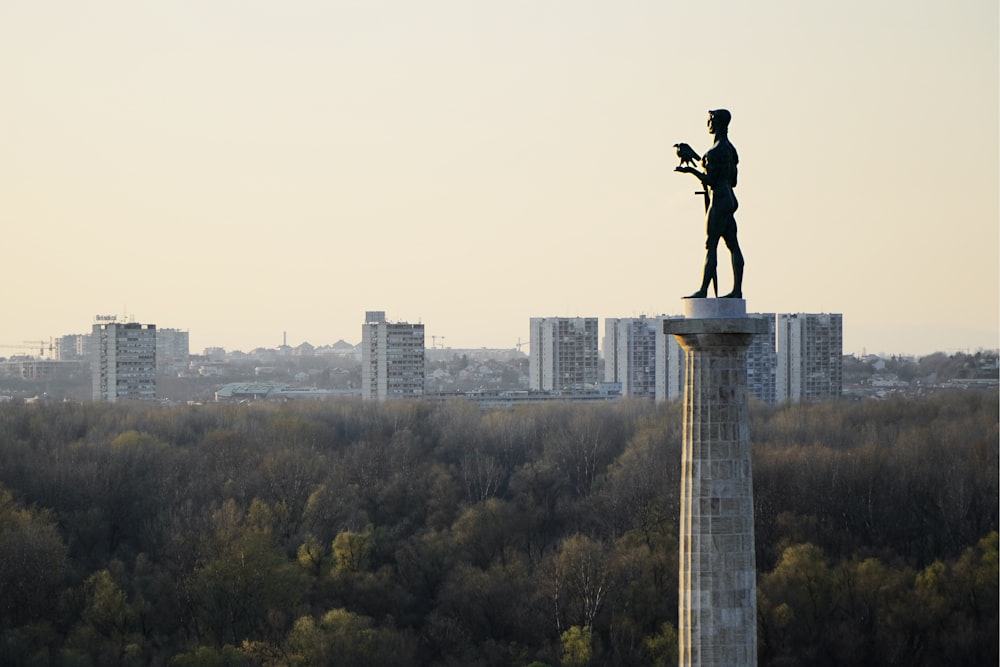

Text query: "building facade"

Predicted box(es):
[746, 313, 778, 404]
[604, 317, 657, 398]
[156, 328, 190, 375]
[776, 313, 843, 402]
[529, 317, 599, 391]
[604, 315, 684, 400]
[0, 359, 82, 381]
[655, 315, 686, 402]
[56, 334, 89, 361]
[92, 322, 157, 402]
[361, 311, 425, 400]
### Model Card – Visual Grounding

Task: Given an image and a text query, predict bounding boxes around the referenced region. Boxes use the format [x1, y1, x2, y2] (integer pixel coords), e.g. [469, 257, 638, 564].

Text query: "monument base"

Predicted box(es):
[682, 297, 746, 319]
[666, 299, 766, 338]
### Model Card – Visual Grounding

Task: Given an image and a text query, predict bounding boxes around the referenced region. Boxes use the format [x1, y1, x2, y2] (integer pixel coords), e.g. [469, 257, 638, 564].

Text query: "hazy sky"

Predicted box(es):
[3, 1, 997, 356]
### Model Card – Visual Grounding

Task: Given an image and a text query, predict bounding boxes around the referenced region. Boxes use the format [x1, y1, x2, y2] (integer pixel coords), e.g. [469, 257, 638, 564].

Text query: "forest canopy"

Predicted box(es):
[0, 391, 996, 666]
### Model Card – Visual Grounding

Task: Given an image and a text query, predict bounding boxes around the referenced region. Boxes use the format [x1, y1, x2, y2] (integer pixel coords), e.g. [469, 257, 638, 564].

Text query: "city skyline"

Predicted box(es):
[3, 1, 997, 357]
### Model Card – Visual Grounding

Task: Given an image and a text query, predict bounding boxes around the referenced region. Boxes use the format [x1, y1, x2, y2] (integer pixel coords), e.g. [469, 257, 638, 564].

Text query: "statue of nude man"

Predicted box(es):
[675, 109, 745, 299]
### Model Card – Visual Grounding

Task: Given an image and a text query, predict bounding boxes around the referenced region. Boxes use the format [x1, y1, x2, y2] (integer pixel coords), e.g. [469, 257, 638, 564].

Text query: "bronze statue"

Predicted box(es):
[675, 109, 744, 299]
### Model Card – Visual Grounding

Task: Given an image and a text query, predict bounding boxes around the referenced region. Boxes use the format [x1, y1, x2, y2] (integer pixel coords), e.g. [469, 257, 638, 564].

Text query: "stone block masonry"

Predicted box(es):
[665, 302, 767, 666]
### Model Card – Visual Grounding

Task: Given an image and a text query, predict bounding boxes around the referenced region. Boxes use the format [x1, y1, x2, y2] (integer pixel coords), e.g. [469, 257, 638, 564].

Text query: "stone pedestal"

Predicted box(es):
[664, 299, 766, 667]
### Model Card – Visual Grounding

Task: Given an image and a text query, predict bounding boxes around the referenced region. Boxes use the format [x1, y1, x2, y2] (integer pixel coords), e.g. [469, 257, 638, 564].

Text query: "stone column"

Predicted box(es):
[664, 299, 766, 667]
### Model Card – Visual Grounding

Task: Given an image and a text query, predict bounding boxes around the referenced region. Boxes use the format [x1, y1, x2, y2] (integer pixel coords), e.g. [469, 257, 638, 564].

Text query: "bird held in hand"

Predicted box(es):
[674, 142, 700, 168]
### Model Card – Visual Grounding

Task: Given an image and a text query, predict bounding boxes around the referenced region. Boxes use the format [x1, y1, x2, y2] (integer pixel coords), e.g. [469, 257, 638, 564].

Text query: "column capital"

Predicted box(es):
[663, 318, 769, 336]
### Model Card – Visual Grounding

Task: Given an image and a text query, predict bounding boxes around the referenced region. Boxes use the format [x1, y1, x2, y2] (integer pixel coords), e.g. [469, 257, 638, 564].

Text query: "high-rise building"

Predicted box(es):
[156, 328, 190, 374]
[776, 313, 843, 402]
[92, 322, 157, 402]
[361, 311, 425, 400]
[604, 317, 655, 396]
[655, 315, 685, 402]
[56, 334, 89, 361]
[604, 315, 681, 400]
[529, 317, 599, 391]
[747, 313, 778, 404]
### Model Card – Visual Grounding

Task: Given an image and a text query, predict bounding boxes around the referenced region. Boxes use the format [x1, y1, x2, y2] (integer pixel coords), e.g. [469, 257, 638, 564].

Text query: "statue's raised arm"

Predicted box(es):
[674, 109, 744, 299]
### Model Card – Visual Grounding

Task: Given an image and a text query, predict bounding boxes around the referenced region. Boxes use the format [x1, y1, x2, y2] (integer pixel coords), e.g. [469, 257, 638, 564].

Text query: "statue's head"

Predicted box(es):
[708, 109, 731, 134]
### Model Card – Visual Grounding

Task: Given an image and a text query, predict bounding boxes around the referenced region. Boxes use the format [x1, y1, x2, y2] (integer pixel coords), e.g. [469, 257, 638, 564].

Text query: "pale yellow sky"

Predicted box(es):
[2, 0, 997, 356]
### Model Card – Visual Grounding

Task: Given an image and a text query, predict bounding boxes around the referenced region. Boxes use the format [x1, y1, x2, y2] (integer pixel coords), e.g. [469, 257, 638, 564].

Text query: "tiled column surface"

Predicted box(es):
[665, 312, 766, 667]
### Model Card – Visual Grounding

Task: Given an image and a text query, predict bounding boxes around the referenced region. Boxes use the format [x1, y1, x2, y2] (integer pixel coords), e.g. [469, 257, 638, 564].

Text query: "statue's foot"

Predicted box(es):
[683, 290, 708, 299]
[721, 291, 743, 299]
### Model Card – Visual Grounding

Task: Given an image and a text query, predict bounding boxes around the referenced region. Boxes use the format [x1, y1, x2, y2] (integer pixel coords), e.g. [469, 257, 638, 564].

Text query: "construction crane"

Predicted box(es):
[0, 344, 39, 358]
[25, 339, 55, 358]
[0, 339, 55, 358]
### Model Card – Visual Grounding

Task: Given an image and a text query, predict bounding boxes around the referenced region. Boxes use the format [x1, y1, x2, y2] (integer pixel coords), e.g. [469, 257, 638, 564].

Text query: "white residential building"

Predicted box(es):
[92, 322, 157, 402]
[529, 317, 599, 391]
[747, 313, 778, 404]
[56, 334, 89, 361]
[361, 311, 425, 400]
[655, 315, 685, 402]
[776, 313, 843, 402]
[604, 315, 683, 400]
[156, 328, 190, 374]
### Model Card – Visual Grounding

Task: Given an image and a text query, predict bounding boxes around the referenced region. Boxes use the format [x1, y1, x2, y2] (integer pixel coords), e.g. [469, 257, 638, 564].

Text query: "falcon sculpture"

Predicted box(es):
[673, 142, 701, 168]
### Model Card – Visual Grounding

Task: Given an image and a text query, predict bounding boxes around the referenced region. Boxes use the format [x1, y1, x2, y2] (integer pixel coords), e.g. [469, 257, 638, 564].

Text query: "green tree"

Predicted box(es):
[296, 534, 328, 576]
[606, 527, 677, 663]
[451, 498, 520, 568]
[331, 525, 375, 574]
[560, 625, 592, 667]
[0, 486, 66, 627]
[758, 542, 836, 664]
[191, 499, 305, 646]
[169, 645, 250, 667]
[66, 566, 144, 666]
[643, 622, 678, 667]
[546, 535, 612, 633]
[247, 608, 416, 667]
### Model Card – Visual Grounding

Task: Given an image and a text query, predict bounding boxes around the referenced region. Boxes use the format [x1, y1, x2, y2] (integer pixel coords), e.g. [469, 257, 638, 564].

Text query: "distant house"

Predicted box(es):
[293, 342, 315, 357]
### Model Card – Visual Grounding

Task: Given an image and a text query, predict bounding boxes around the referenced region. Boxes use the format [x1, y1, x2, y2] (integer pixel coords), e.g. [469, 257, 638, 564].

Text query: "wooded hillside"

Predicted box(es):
[1, 391, 996, 666]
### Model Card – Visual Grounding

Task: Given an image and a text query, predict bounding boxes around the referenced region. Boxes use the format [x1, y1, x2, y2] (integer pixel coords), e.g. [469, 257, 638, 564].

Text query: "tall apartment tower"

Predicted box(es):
[746, 313, 778, 404]
[529, 317, 599, 391]
[655, 315, 685, 402]
[604, 315, 684, 400]
[56, 334, 88, 361]
[156, 328, 190, 375]
[776, 313, 843, 402]
[604, 317, 658, 398]
[361, 311, 425, 401]
[92, 322, 157, 402]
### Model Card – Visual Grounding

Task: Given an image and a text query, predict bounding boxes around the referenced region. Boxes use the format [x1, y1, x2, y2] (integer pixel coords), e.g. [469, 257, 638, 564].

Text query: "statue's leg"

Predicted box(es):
[703, 245, 719, 293]
[722, 229, 744, 298]
[685, 237, 718, 299]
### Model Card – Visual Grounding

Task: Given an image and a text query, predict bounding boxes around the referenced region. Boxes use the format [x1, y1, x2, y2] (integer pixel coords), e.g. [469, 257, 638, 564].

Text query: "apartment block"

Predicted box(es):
[361, 311, 425, 400]
[604, 315, 684, 400]
[56, 334, 89, 361]
[776, 313, 843, 402]
[655, 315, 685, 402]
[747, 313, 778, 404]
[92, 322, 157, 402]
[529, 317, 599, 391]
[156, 328, 190, 374]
